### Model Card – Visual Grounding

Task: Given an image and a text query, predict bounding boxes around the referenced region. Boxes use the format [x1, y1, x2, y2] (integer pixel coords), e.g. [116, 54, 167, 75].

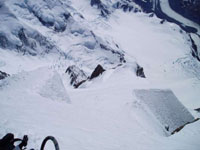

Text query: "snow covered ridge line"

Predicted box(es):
[66, 64, 145, 88]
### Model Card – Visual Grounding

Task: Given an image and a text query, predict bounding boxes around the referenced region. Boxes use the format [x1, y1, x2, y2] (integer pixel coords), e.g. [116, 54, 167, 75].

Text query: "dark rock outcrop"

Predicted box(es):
[18, 28, 29, 46]
[171, 118, 200, 135]
[90, 64, 105, 80]
[66, 65, 106, 88]
[0, 33, 9, 49]
[113, 1, 140, 12]
[0, 71, 9, 80]
[194, 108, 200, 112]
[136, 65, 145, 78]
[90, 0, 110, 17]
[160, 19, 165, 24]
[65, 65, 88, 88]
[74, 80, 87, 89]
[91, 0, 101, 6]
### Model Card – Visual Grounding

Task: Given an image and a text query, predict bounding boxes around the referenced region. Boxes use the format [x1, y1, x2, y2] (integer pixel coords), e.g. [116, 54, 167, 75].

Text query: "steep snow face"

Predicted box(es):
[0, 67, 70, 103]
[39, 71, 70, 103]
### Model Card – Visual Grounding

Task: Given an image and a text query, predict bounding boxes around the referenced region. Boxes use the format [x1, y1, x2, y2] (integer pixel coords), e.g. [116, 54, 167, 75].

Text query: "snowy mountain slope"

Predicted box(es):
[0, 0, 200, 150]
[157, 0, 200, 60]
[0, 67, 70, 103]
[122, 0, 200, 61]
[0, 1, 61, 56]
[0, 65, 200, 150]
[3, 0, 128, 71]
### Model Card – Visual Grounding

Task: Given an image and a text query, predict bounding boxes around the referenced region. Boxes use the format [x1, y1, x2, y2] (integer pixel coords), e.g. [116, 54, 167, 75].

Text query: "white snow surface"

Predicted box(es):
[0, 0, 200, 150]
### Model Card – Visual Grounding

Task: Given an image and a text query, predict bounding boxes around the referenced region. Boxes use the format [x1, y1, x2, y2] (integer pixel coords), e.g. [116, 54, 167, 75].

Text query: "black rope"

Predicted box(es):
[40, 136, 59, 150]
[12, 138, 23, 143]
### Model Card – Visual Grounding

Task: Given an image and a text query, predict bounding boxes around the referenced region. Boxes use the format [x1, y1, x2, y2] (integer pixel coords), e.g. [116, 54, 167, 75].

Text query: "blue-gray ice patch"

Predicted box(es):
[134, 89, 195, 134]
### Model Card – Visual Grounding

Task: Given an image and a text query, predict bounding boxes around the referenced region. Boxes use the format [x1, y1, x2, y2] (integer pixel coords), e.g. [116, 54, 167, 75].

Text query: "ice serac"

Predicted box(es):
[134, 89, 195, 134]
